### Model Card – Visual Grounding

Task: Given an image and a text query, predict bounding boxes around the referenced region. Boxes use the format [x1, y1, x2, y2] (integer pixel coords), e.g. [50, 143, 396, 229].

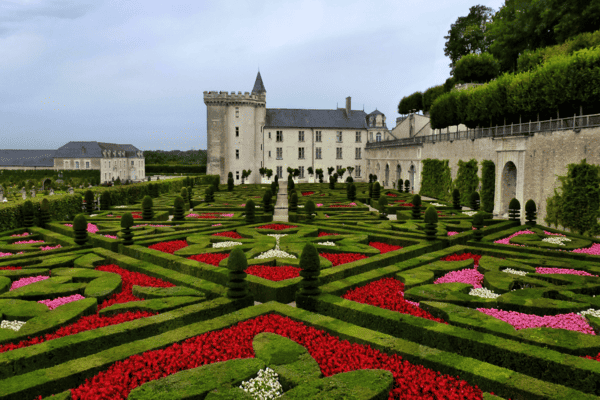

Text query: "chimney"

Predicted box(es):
[346, 96, 351, 117]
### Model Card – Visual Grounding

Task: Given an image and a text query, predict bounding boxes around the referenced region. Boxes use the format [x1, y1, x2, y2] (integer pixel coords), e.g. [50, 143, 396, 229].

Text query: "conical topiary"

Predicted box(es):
[398, 180, 403, 192]
[245, 199, 255, 224]
[120, 212, 134, 245]
[372, 182, 381, 201]
[470, 191, 480, 211]
[368, 182, 373, 199]
[347, 183, 356, 201]
[73, 214, 88, 245]
[40, 198, 51, 228]
[180, 187, 188, 205]
[378, 196, 388, 219]
[305, 200, 315, 220]
[298, 243, 321, 296]
[508, 198, 521, 221]
[424, 206, 438, 240]
[404, 179, 410, 193]
[213, 176, 220, 192]
[227, 172, 234, 191]
[289, 192, 298, 213]
[142, 195, 153, 220]
[84, 190, 94, 214]
[262, 190, 272, 213]
[411, 194, 422, 219]
[100, 191, 111, 210]
[452, 189, 461, 210]
[226, 247, 249, 299]
[270, 181, 278, 196]
[22, 200, 35, 227]
[472, 212, 485, 241]
[187, 186, 193, 208]
[525, 199, 537, 227]
[152, 183, 160, 198]
[288, 176, 295, 191]
[173, 196, 185, 221]
[328, 175, 335, 190]
[205, 186, 214, 203]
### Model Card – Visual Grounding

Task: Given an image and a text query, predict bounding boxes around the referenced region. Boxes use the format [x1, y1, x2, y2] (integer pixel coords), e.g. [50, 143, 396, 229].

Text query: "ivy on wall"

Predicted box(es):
[453, 159, 479, 206]
[481, 160, 496, 213]
[419, 159, 452, 202]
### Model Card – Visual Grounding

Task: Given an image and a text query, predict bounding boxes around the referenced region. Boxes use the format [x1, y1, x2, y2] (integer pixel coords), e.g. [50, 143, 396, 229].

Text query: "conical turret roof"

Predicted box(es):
[252, 71, 266, 94]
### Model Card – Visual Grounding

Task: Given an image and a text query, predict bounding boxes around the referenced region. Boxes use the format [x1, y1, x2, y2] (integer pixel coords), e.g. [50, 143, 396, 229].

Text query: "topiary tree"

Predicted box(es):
[73, 214, 88, 245]
[452, 188, 461, 210]
[173, 196, 185, 221]
[472, 212, 485, 241]
[142, 195, 153, 220]
[227, 172, 234, 191]
[305, 200, 315, 220]
[525, 199, 537, 227]
[187, 186, 193, 208]
[84, 190, 94, 214]
[453, 52, 500, 84]
[398, 179, 403, 191]
[204, 186, 214, 203]
[212, 176, 220, 192]
[114, 176, 121, 186]
[404, 179, 410, 193]
[245, 199, 255, 224]
[411, 194, 422, 219]
[226, 247, 249, 299]
[289, 192, 298, 213]
[100, 191, 111, 210]
[121, 212, 134, 245]
[39, 198, 51, 228]
[347, 183, 356, 201]
[346, 176, 353, 183]
[270, 181, 278, 196]
[508, 198, 521, 221]
[368, 182, 373, 199]
[424, 206, 438, 240]
[262, 189, 272, 213]
[22, 200, 35, 227]
[180, 187, 188, 206]
[328, 174, 335, 190]
[378, 196, 388, 219]
[153, 183, 160, 198]
[298, 243, 321, 296]
[469, 191, 480, 211]
[372, 182, 381, 201]
[288, 176, 295, 191]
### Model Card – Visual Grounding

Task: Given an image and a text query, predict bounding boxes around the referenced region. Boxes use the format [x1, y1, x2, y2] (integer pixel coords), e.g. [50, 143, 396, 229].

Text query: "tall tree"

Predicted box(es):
[444, 4, 496, 75]
[541, 0, 600, 45]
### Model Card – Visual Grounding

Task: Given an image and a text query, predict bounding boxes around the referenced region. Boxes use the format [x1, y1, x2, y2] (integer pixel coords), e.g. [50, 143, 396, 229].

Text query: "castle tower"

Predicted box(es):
[204, 72, 266, 184]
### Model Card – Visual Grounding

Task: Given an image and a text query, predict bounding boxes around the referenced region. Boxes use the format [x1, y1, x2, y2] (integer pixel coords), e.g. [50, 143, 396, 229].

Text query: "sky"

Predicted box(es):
[0, 0, 507, 152]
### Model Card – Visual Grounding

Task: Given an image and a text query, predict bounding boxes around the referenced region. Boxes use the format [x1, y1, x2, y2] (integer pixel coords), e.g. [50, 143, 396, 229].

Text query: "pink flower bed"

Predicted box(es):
[132, 224, 171, 228]
[447, 231, 459, 236]
[572, 243, 600, 255]
[104, 235, 118, 239]
[0, 252, 25, 257]
[40, 244, 62, 251]
[212, 223, 222, 227]
[10, 275, 50, 290]
[38, 294, 86, 310]
[477, 308, 595, 335]
[63, 223, 99, 234]
[13, 240, 45, 244]
[10, 232, 30, 237]
[493, 230, 535, 246]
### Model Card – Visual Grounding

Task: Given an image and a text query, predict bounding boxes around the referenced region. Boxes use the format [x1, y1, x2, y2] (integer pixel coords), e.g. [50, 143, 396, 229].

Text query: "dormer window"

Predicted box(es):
[81, 146, 86, 155]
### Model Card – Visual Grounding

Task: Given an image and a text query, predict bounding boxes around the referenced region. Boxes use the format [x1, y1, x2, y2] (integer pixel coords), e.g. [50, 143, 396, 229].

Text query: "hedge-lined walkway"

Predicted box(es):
[273, 180, 289, 222]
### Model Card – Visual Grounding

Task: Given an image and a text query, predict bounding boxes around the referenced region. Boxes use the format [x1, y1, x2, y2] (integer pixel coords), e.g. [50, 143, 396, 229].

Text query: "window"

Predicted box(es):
[336, 131, 342, 142]
[336, 147, 342, 159]
[236, 171, 239, 180]
[276, 131, 283, 142]
[276, 166, 283, 178]
[376, 132, 382, 142]
[298, 131, 304, 142]
[316, 147, 322, 159]
[369, 133, 373, 142]
[269, 132, 271, 139]
[75, 161, 80, 169]
[236, 127, 239, 137]
[269, 151, 271, 158]
[336, 165, 342, 173]
[316, 131, 322, 142]
[104, 173, 107, 180]
[130, 161, 133, 166]
[299, 166, 305, 178]
[261, 144, 262, 150]
[355, 166, 361, 177]
[298, 147, 304, 159]
[356, 131, 361, 142]
[276, 148, 283, 160]
[236, 107, 239, 118]
[87, 161, 90, 168]
[108, 161, 111, 168]
[236, 149, 239, 159]
[355, 148, 361, 159]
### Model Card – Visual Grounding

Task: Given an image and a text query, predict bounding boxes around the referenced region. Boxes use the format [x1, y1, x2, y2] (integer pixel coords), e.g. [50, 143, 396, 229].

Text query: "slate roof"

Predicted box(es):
[252, 71, 266, 94]
[54, 141, 140, 158]
[0, 150, 56, 167]
[368, 109, 384, 116]
[265, 108, 369, 129]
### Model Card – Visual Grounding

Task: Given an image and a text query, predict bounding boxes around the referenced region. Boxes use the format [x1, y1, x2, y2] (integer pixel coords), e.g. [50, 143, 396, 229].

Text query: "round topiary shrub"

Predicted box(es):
[226, 247, 249, 299]
[411, 194, 422, 219]
[213, 176, 220, 192]
[73, 214, 88, 245]
[470, 191, 480, 211]
[298, 243, 321, 297]
[398, 179, 403, 191]
[173, 196, 185, 221]
[372, 182, 381, 200]
[404, 179, 410, 193]
[121, 212, 134, 245]
[142, 195, 153, 220]
[227, 172, 234, 191]
[508, 198, 521, 221]
[346, 176, 353, 183]
[525, 199, 537, 226]
[424, 206, 438, 240]
[22, 200, 35, 228]
[262, 190, 272, 213]
[452, 189, 461, 210]
[205, 186, 214, 203]
[84, 190, 95, 214]
[305, 200, 316, 220]
[472, 212, 485, 241]
[40, 198, 51, 228]
[245, 199, 256, 224]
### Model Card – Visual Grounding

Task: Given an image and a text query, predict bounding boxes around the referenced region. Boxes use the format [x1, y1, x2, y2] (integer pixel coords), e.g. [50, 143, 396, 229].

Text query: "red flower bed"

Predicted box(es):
[212, 231, 243, 239]
[319, 252, 368, 266]
[255, 224, 298, 230]
[398, 203, 414, 207]
[301, 191, 315, 196]
[66, 313, 484, 400]
[393, 200, 406, 203]
[386, 193, 398, 197]
[187, 253, 230, 266]
[0, 266, 22, 270]
[148, 240, 189, 254]
[245, 265, 301, 281]
[369, 242, 403, 254]
[113, 212, 143, 219]
[440, 252, 482, 266]
[1, 264, 173, 354]
[317, 232, 340, 237]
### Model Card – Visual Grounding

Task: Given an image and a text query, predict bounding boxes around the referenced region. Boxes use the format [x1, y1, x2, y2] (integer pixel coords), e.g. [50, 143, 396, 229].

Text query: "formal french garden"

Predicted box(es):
[0, 174, 599, 400]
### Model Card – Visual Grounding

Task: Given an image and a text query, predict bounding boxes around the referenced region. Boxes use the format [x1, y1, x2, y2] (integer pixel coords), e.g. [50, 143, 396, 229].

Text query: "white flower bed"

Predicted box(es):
[1, 320, 26, 331]
[317, 241, 336, 246]
[462, 211, 478, 216]
[502, 268, 528, 276]
[114, 205, 129, 208]
[89, 214, 98, 217]
[239, 367, 283, 399]
[254, 249, 297, 259]
[430, 203, 445, 207]
[542, 236, 572, 246]
[212, 241, 243, 248]
[469, 287, 501, 299]
[577, 308, 600, 319]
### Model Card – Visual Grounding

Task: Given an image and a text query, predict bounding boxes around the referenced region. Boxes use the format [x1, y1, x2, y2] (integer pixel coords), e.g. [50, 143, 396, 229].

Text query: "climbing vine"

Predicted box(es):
[420, 159, 452, 202]
[481, 160, 495, 213]
[453, 159, 479, 206]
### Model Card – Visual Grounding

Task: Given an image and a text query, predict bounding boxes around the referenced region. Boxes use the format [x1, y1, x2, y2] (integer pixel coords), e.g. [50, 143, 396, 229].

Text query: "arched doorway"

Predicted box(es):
[409, 164, 415, 192]
[385, 164, 390, 188]
[41, 178, 52, 191]
[501, 161, 517, 214]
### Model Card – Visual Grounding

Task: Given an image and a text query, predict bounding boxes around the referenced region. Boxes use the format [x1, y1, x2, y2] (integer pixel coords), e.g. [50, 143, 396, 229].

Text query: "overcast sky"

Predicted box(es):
[0, 0, 506, 151]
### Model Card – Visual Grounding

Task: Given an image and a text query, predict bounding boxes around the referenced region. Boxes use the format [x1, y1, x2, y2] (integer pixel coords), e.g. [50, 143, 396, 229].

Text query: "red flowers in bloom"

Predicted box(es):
[212, 231, 243, 239]
[317, 232, 340, 237]
[114, 212, 143, 219]
[301, 191, 315, 196]
[329, 204, 353, 208]
[369, 242, 403, 254]
[187, 253, 230, 266]
[319, 252, 368, 266]
[68, 313, 484, 400]
[441, 252, 482, 266]
[148, 240, 189, 254]
[256, 224, 298, 230]
[386, 193, 398, 197]
[0, 266, 22, 270]
[245, 265, 301, 281]
[399, 203, 414, 207]
[393, 200, 406, 203]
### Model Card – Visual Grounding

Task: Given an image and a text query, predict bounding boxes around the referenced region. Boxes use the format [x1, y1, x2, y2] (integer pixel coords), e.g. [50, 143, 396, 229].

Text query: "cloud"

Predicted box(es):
[0, 31, 46, 70]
